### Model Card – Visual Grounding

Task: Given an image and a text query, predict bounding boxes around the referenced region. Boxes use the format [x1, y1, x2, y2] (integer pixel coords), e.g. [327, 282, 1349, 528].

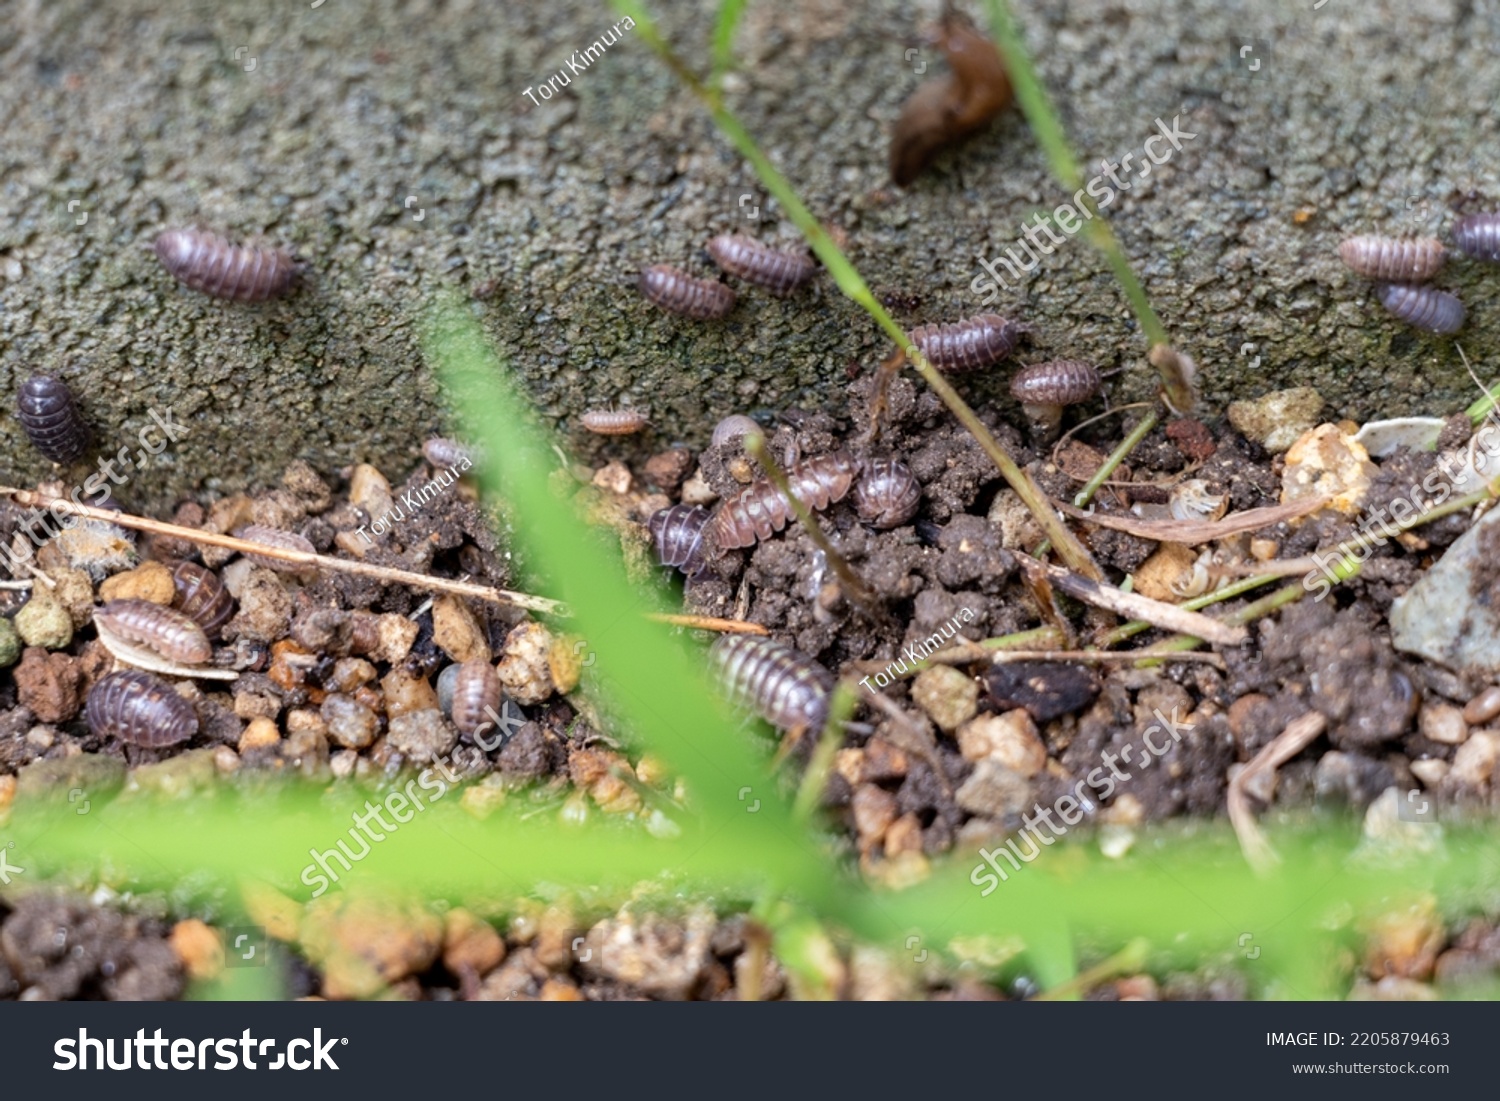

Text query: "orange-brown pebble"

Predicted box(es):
[539, 978, 584, 1001]
[239, 716, 282, 753]
[1462, 685, 1500, 725]
[442, 908, 507, 976]
[170, 919, 226, 981]
[382, 666, 441, 718]
[98, 561, 176, 604]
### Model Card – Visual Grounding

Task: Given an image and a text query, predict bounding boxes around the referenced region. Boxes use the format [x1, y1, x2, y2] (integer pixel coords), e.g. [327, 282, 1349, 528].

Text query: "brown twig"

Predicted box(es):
[989, 648, 1226, 668]
[1227, 711, 1327, 874]
[647, 613, 768, 634]
[1054, 495, 1330, 545]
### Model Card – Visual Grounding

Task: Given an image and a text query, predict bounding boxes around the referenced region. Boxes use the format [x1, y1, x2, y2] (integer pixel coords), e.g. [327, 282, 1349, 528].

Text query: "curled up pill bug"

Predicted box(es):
[706, 235, 817, 295]
[710, 635, 835, 732]
[637, 264, 737, 319]
[1376, 282, 1465, 334]
[170, 560, 236, 638]
[711, 414, 764, 448]
[94, 599, 213, 665]
[86, 669, 199, 747]
[154, 228, 298, 301]
[709, 451, 862, 549]
[1009, 360, 1102, 438]
[648, 504, 713, 578]
[580, 409, 649, 435]
[852, 458, 922, 529]
[446, 659, 503, 738]
[908, 314, 1026, 372]
[1337, 236, 1446, 282]
[232, 524, 318, 573]
[1453, 214, 1500, 262]
[17, 374, 91, 463]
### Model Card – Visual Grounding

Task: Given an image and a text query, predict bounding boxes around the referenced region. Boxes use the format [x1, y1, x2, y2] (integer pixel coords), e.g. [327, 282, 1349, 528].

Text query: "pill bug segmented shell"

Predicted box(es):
[908, 314, 1025, 372]
[852, 458, 922, 529]
[17, 375, 91, 463]
[647, 504, 713, 578]
[580, 409, 649, 435]
[170, 560, 236, 638]
[711, 414, 763, 448]
[1453, 214, 1500, 262]
[706, 235, 817, 295]
[1337, 236, 1446, 282]
[709, 451, 862, 549]
[422, 437, 476, 468]
[448, 660, 503, 738]
[637, 264, 737, 319]
[232, 525, 318, 571]
[154, 228, 298, 302]
[85, 669, 199, 747]
[710, 635, 835, 731]
[94, 599, 213, 665]
[1009, 360, 1102, 408]
[1376, 283, 1465, 334]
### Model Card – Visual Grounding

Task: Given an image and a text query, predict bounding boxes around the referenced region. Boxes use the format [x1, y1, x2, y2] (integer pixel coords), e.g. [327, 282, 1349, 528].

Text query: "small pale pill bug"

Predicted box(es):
[706, 235, 817, 296]
[86, 669, 199, 747]
[17, 375, 91, 463]
[637, 264, 736, 319]
[154, 228, 298, 301]
[710, 451, 862, 549]
[447, 659, 504, 738]
[710, 635, 835, 731]
[170, 561, 236, 638]
[580, 409, 649, 435]
[94, 599, 213, 664]
[711, 414, 763, 448]
[1463, 685, 1500, 725]
[423, 437, 476, 468]
[1376, 283, 1465, 334]
[908, 314, 1025, 373]
[852, 458, 922, 529]
[1453, 214, 1500, 262]
[232, 525, 319, 572]
[647, 504, 713, 578]
[1337, 236, 1446, 282]
[1009, 360, 1101, 437]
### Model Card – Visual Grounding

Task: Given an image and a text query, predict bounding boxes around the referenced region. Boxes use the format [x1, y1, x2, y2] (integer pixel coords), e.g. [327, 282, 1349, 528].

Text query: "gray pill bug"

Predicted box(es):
[706, 235, 817, 296]
[1009, 360, 1102, 437]
[1376, 283, 1465, 334]
[1338, 236, 1446, 282]
[154, 228, 298, 301]
[94, 599, 213, 665]
[17, 374, 91, 463]
[86, 669, 199, 747]
[908, 314, 1027, 372]
[852, 458, 922, 529]
[1453, 214, 1500, 262]
[647, 504, 713, 578]
[709, 451, 862, 549]
[445, 660, 503, 738]
[170, 561, 236, 638]
[710, 635, 835, 731]
[423, 437, 477, 469]
[637, 264, 736, 319]
[711, 414, 764, 448]
[580, 409, 650, 435]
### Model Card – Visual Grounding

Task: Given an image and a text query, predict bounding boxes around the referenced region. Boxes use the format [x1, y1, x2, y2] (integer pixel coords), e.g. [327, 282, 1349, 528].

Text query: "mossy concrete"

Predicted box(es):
[1, 0, 1497, 510]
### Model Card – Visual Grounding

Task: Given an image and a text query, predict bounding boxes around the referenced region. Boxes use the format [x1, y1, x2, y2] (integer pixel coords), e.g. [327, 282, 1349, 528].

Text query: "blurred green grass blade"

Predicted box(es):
[710, 0, 749, 94]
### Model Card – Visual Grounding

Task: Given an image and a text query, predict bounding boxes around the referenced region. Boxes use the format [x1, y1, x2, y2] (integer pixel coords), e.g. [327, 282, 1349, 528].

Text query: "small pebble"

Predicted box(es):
[238, 716, 282, 753]
[382, 667, 441, 718]
[14, 590, 73, 649]
[0, 618, 21, 667]
[1418, 702, 1468, 746]
[1449, 731, 1499, 789]
[1227, 387, 1325, 454]
[956, 710, 1046, 775]
[386, 709, 458, 761]
[431, 595, 490, 664]
[321, 694, 381, 749]
[497, 621, 556, 705]
[169, 919, 225, 982]
[911, 665, 979, 732]
[954, 759, 1033, 818]
[99, 561, 176, 605]
[1462, 686, 1500, 726]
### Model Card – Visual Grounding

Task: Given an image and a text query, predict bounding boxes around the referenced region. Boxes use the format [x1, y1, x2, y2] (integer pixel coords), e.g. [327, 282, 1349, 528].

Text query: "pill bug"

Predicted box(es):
[232, 524, 318, 572]
[852, 458, 922, 529]
[1376, 282, 1465, 334]
[1009, 360, 1101, 439]
[709, 451, 862, 549]
[1338, 236, 1446, 282]
[422, 437, 476, 468]
[637, 264, 736, 319]
[890, 9, 1012, 186]
[647, 504, 713, 577]
[1453, 214, 1500, 262]
[706, 235, 817, 295]
[17, 374, 91, 463]
[85, 669, 199, 747]
[710, 635, 835, 731]
[711, 414, 764, 448]
[908, 314, 1025, 372]
[448, 659, 503, 738]
[580, 409, 649, 435]
[170, 560, 236, 638]
[94, 599, 213, 664]
[154, 228, 298, 301]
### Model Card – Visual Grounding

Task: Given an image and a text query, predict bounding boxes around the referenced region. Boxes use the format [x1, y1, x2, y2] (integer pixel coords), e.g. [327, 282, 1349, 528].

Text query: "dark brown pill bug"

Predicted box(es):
[1011, 360, 1101, 438]
[86, 669, 199, 747]
[448, 659, 503, 738]
[1453, 214, 1500, 262]
[853, 458, 922, 530]
[1376, 282, 1465, 334]
[232, 524, 318, 572]
[17, 374, 91, 463]
[710, 635, 834, 731]
[648, 505, 713, 578]
[95, 599, 213, 664]
[154, 228, 298, 302]
[637, 264, 736, 319]
[710, 451, 862, 549]
[170, 560, 236, 638]
[711, 414, 763, 448]
[908, 314, 1025, 372]
[580, 409, 649, 435]
[706, 235, 816, 295]
[1463, 685, 1500, 725]
[422, 437, 476, 469]
[1338, 236, 1446, 282]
